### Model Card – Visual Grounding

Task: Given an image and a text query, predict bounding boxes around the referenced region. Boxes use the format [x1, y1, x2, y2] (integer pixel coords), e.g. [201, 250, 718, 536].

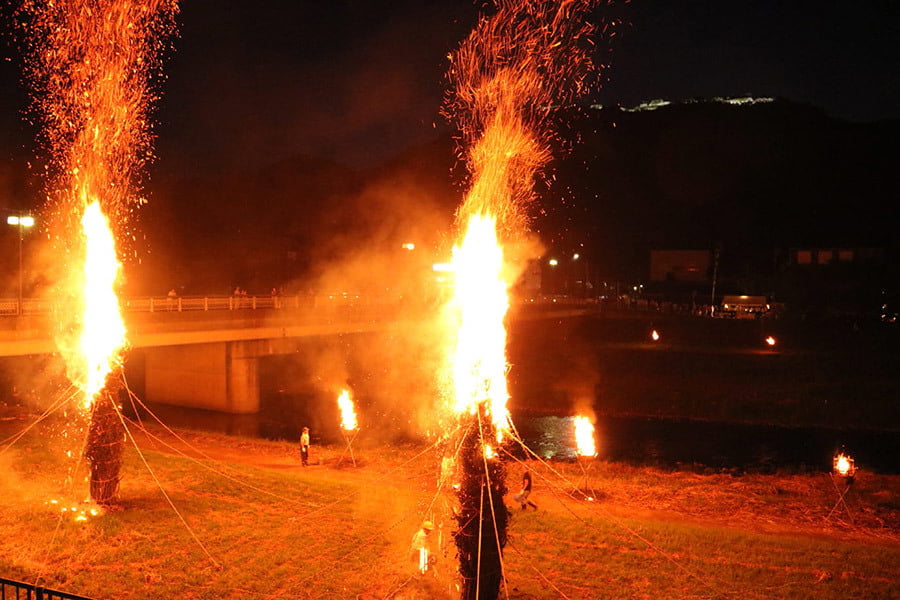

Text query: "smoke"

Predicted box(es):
[0, 353, 67, 422]
[253, 169, 458, 442]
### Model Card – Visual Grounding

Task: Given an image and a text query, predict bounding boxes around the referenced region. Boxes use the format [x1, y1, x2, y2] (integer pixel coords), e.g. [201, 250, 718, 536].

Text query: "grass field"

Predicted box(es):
[1, 412, 898, 600]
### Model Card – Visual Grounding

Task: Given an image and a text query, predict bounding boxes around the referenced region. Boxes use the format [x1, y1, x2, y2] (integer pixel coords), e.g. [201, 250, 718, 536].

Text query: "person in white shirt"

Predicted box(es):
[300, 427, 310, 466]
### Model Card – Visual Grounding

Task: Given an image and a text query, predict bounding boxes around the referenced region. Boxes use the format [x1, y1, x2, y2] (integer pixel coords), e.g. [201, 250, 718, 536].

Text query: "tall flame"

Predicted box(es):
[443, 0, 605, 441]
[19, 0, 178, 409]
[573, 416, 597, 457]
[449, 214, 511, 438]
[79, 201, 127, 406]
[337, 389, 358, 431]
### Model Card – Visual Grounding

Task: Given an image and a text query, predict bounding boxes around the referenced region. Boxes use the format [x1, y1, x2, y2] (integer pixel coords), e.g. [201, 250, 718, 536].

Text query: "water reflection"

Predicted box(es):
[131, 402, 900, 474]
[513, 416, 581, 461]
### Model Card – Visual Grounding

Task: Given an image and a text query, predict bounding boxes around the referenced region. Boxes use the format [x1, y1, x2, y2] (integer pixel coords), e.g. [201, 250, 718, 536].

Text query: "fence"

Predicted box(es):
[0, 577, 94, 600]
[0, 293, 602, 318]
[0, 294, 336, 316]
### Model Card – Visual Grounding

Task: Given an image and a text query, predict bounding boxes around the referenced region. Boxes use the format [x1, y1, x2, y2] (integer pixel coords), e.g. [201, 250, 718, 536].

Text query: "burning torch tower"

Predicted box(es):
[443, 1, 606, 597]
[19, 0, 178, 504]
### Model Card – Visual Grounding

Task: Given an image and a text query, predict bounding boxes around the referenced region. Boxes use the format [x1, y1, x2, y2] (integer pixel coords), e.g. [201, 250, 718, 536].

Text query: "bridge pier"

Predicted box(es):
[144, 340, 270, 414]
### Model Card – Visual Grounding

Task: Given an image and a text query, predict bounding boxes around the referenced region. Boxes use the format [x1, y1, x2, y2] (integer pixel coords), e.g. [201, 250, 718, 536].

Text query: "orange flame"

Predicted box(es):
[337, 389, 358, 431]
[20, 0, 178, 410]
[573, 416, 597, 457]
[651, 329, 660, 342]
[448, 215, 511, 440]
[765, 336, 776, 346]
[484, 444, 497, 460]
[78, 201, 128, 407]
[834, 453, 855, 477]
[443, 0, 607, 442]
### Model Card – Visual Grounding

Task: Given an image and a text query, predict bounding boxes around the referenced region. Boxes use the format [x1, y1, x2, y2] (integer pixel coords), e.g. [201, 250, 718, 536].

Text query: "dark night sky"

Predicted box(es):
[1, 0, 898, 179]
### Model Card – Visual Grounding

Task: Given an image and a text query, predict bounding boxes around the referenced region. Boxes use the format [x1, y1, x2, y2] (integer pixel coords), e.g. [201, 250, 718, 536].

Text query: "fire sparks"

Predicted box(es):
[337, 389, 358, 431]
[19, 0, 178, 409]
[47, 499, 103, 523]
[442, 0, 605, 442]
[573, 416, 597, 457]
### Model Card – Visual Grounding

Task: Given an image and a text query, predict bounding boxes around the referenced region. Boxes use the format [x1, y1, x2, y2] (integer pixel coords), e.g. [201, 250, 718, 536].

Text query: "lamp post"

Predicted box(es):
[6, 215, 35, 316]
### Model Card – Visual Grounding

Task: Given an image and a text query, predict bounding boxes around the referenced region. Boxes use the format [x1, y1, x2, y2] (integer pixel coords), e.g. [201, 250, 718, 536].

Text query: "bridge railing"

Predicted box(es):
[0, 294, 391, 316]
[1, 294, 600, 317]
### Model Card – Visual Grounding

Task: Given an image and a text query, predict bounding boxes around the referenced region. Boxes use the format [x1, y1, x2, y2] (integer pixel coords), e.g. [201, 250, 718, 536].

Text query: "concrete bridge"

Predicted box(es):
[0, 295, 427, 414]
[0, 294, 594, 415]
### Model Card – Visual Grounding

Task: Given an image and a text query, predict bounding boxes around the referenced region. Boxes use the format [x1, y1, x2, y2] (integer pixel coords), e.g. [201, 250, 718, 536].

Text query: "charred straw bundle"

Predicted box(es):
[454, 410, 509, 600]
[84, 377, 125, 505]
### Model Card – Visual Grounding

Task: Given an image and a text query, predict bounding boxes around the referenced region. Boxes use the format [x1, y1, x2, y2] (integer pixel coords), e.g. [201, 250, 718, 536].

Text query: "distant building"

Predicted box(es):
[778, 246, 887, 318]
[521, 259, 542, 293]
[790, 247, 883, 267]
[650, 250, 711, 283]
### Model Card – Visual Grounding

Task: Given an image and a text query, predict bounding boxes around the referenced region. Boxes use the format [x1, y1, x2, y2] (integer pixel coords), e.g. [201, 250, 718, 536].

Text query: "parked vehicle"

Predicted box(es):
[716, 295, 770, 319]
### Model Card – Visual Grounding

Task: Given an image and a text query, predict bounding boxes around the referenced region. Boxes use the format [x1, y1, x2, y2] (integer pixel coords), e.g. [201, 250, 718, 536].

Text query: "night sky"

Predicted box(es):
[1, 0, 898, 180]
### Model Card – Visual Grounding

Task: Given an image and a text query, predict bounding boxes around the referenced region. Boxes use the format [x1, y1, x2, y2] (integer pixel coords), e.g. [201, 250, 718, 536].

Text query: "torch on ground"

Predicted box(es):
[828, 452, 859, 523]
[336, 389, 359, 467]
[571, 415, 599, 501]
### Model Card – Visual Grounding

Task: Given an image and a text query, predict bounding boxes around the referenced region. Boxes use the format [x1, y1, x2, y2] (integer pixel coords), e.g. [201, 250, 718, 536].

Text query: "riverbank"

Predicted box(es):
[1, 418, 898, 599]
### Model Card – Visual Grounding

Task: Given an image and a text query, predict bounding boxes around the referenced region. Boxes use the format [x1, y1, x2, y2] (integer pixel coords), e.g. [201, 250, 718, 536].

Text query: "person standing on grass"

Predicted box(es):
[300, 427, 310, 466]
[410, 520, 435, 574]
[514, 469, 537, 510]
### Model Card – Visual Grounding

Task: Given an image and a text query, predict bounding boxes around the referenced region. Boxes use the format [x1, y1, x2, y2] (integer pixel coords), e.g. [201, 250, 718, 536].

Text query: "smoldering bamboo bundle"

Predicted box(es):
[453, 410, 509, 600]
[84, 379, 125, 506]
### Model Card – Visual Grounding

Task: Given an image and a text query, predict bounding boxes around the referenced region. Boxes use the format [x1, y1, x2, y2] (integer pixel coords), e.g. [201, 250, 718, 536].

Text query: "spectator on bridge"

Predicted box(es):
[167, 288, 177, 311]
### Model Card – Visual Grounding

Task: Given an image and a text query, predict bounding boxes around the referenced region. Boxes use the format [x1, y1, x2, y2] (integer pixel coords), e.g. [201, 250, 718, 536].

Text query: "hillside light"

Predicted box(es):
[548, 258, 558, 266]
[7, 214, 36, 315]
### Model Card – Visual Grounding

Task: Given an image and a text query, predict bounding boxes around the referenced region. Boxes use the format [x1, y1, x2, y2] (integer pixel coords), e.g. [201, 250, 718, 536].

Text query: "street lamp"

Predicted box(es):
[7, 215, 35, 315]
